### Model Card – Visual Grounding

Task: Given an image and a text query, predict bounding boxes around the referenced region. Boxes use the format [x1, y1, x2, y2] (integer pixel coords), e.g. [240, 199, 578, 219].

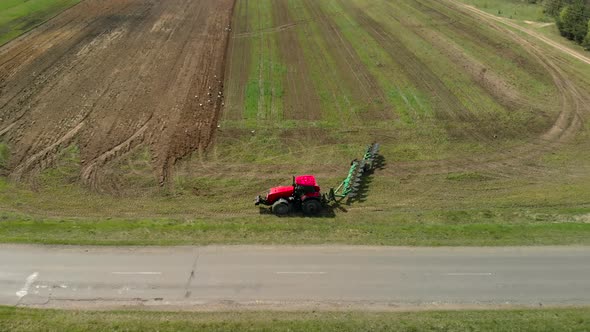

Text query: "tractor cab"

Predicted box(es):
[293, 175, 321, 198]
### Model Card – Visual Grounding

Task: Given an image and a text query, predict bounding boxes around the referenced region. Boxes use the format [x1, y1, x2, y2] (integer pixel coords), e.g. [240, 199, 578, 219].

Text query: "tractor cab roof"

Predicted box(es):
[295, 175, 317, 187]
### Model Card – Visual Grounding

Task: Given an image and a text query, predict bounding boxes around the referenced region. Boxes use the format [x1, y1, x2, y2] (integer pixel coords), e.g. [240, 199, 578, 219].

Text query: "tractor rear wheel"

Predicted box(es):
[272, 200, 290, 216]
[302, 199, 322, 216]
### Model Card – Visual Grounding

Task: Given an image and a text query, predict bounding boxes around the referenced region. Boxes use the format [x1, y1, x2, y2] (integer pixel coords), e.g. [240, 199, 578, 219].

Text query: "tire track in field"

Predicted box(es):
[10, 119, 87, 181]
[80, 118, 151, 189]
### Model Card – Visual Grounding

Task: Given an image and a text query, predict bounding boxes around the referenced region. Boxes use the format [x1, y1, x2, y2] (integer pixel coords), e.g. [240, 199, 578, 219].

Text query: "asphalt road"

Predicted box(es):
[2, 245, 589, 310]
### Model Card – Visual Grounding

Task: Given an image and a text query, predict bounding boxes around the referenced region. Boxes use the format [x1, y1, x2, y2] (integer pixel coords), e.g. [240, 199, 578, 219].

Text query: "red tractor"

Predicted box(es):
[255, 143, 380, 216]
[255, 175, 324, 216]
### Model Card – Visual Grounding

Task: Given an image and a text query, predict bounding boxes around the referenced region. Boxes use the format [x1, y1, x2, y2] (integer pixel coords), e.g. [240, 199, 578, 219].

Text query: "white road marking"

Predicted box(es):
[112, 272, 162, 275]
[444, 273, 493, 276]
[117, 287, 131, 295]
[16, 272, 39, 298]
[276, 272, 327, 275]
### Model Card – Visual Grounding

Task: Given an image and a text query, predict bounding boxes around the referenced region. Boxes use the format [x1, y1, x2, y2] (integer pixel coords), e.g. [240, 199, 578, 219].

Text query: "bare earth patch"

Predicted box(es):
[0, 0, 235, 189]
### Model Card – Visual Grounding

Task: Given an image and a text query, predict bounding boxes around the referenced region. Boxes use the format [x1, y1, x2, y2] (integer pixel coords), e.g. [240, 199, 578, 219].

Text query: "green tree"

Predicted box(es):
[558, 0, 590, 43]
[583, 19, 590, 49]
[545, 0, 569, 17]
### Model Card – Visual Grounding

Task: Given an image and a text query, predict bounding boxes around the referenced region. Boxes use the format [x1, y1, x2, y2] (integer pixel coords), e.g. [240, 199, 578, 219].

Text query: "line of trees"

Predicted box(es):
[543, 0, 590, 49]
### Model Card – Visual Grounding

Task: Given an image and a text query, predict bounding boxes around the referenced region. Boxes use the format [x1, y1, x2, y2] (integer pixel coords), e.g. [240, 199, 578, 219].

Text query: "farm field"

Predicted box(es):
[0, 0, 589, 245]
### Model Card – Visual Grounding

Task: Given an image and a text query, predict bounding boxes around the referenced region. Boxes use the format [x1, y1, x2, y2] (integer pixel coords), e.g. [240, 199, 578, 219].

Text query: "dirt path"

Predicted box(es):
[449, 0, 590, 66]
[0, 0, 235, 189]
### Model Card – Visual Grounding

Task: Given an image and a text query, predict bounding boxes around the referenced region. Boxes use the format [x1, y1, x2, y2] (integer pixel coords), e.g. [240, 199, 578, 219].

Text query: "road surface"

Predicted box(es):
[1, 245, 589, 310]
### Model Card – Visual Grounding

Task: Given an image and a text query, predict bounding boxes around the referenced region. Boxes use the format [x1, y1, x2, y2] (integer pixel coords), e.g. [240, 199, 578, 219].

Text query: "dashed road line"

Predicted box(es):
[112, 272, 162, 275]
[276, 272, 327, 275]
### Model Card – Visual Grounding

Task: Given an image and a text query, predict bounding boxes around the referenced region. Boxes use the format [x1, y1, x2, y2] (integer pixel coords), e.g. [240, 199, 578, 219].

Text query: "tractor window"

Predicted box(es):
[297, 186, 317, 194]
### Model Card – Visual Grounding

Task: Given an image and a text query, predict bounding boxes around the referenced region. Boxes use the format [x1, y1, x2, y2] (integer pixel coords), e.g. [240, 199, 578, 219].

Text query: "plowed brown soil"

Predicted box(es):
[0, 0, 235, 189]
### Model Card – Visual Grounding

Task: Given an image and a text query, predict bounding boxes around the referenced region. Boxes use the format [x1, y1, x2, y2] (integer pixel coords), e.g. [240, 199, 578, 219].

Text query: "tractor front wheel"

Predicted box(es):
[302, 199, 322, 216]
[272, 200, 290, 216]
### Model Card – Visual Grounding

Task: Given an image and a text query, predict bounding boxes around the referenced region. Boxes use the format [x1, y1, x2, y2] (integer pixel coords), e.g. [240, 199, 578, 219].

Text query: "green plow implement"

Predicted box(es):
[327, 143, 380, 203]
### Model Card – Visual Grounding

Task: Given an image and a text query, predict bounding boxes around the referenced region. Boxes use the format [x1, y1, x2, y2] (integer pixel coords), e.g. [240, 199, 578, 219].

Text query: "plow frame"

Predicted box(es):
[326, 143, 380, 203]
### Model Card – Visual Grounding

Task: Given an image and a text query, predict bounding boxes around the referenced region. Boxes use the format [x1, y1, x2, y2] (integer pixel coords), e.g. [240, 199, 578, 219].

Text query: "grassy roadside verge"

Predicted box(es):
[1, 212, 589, 246]
[1, 306, 589, 331]
[0, 0, 80, 46]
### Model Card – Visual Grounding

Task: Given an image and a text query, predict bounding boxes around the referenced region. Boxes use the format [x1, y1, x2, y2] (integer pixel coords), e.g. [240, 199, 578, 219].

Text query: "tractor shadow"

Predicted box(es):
[258, 206, 338, 218]
[346, 154, 386, 204]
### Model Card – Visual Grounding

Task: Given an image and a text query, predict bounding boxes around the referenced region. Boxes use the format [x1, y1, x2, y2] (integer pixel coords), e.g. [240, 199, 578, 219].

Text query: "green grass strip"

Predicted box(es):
[1, 306, 589, 332]
[1, 216, 589, 246]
